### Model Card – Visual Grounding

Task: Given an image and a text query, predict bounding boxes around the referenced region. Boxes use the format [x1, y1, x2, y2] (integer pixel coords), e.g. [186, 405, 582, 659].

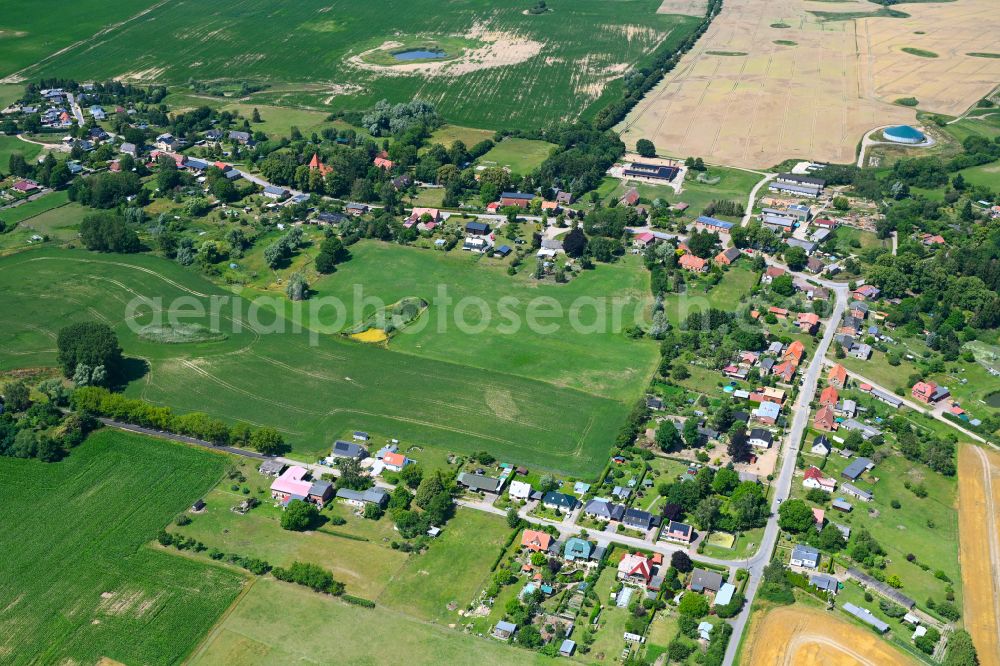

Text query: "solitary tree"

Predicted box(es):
[777, 498, 814, 533]
[249, 427, 285, 455]
[671, 550, 693, 573]
[636, 139, 656, 158]
[280, 500, 319, 531]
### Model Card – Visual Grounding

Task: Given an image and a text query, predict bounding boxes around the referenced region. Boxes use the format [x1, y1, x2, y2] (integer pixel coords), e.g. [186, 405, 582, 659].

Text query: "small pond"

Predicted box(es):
[393, 49, 447, 61]
[985, 390, 1000, 408]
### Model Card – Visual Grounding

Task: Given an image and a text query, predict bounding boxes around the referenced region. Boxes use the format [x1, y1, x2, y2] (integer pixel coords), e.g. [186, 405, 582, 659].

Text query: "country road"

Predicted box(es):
[721, 276, 850, 666]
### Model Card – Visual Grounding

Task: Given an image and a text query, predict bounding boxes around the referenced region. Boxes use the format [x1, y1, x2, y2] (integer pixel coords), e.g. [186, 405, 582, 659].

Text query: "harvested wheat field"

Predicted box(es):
[621, 0, 999, 167]
[742, 605, 918, 666]
[958, 445, 1000, 666]
[859, 0, 1000, 117]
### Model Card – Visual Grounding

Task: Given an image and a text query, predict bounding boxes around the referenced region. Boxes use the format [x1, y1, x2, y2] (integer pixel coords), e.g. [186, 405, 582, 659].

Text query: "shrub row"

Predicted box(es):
[271, 561, 345, 596]
[72, 386, 284, 453]
[342, 594, 376, 608]
[158, 531, 271, 575]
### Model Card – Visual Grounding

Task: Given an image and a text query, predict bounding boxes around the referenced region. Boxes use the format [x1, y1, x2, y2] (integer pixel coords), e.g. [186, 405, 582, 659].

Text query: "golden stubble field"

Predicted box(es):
[621, 0, 1000, 168]
[957, 445, 1000, 666]
[741, 605, 919, 666]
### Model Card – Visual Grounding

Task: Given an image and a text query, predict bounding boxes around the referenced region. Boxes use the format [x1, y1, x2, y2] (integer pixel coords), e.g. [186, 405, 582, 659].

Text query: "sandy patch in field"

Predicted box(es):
[742, 605, 919, 665]
[858, 0, 1000, 116]
[346, 25, 542, 77]
[323, 83, 363, 104]
[621, 0, 998, 167]
[657, 0, 707, 17]
[117, 67, 167, 82]
[958, 445, 1000, 666]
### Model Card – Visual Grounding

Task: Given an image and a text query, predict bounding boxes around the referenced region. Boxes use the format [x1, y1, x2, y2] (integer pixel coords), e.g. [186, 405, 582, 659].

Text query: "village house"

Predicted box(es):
[521, 529, 553, 552]
[803, 466, 836, 493]
[457, 472, 502, 494]
[382, 451, 411, 472]
[622, 507, 657, 532]
[678, 254, 708, 272]
[308, 153, 333, 176]
[500, 191, 534, 208]
[761, 266, 786, 285]
[405, 207, 441, 229]
[827, 364, 848, 389]
[330, 440, 368, 460]
[748, 428, 774, 449]
[620, 187, 640, 206]
[752, 401, 781, 425]
[797, 312, 820, 334]
[542, 491, 578, 512]
[689, 569, 723, 593]
[493, 621, 517, 640]
[813, 405, 837, 431]
[618, 553, 653, 587]
[790, 544, 820, 569]
[584, 498, 625, 522]
[373, 153, 394, 169]
[509, 480, 532, 501]
[563, 537, 592, 562]
[819, 386, 839, 408]
[811, 435, 831, 456]
[852, 285, 880, 301]
[336, 487, 389, 509]
[661, 520, 693, 544]
[345, 203, 369, 217]
[912, 381, 950, 404]
[270, 466, 334, 508]
[715, 247, 741, 266]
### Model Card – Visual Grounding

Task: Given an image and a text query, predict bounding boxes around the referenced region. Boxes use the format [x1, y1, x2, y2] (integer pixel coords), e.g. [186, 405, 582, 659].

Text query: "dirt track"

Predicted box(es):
[620, 0, 1000, 168]
[742, 605, 919, 666]
[958, 445, 1000, 666]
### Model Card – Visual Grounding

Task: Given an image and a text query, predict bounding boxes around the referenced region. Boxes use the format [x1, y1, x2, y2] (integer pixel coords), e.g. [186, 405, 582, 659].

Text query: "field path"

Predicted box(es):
[958, 445, 1000, 666]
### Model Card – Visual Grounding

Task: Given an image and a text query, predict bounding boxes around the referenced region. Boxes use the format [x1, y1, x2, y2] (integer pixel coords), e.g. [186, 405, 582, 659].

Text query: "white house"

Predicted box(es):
[509, 480, 532, 501]
[748, 428, 774, 449]
[802, 467, 836, 493]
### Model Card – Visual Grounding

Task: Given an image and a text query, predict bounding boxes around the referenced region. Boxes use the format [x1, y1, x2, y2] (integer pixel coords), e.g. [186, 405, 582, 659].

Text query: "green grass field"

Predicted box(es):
[0, 197, 85, 254]
[958, 159, 1000, 190]
[0, 0, 159, 77]
[0, 135, 41, 174]
[305, 242, 659, 402]
[24, 0, 700, 131]
[0, 429, 245, 665]
[0, 247, 649, 476]
[478, 138, 557, 175]
[190, 577, 554, 665]
[378, 508, 511, 622]
[429, 124, 496, 148]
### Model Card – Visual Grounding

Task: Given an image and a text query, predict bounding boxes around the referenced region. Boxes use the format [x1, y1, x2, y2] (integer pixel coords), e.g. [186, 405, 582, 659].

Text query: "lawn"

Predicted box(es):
[172, 465, 408, 600]
[0, 200, 92, 254]
[218, 103, 340, 139]
[190, 577, 555, 665]
[0, 247, 635, 476]
[661, 264, 759, 326]
[478, 138, 557, 175]
[588, 555, 634, 661]
[0, 429, 245, 666]
[378, 508, 513, 622]
[24, 0, 700, 131]
[678, 166, 762, 216]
